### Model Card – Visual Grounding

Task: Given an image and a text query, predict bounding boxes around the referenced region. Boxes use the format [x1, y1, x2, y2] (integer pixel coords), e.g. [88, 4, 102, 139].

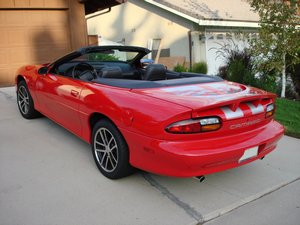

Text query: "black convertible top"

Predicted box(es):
[48, 45, 223, 89]
[93, 75, 223, 89]
[51, 45, 150, 68]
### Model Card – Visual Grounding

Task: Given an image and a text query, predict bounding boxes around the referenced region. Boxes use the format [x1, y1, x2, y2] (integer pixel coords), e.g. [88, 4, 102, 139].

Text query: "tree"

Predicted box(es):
[250, 0, 300, 98]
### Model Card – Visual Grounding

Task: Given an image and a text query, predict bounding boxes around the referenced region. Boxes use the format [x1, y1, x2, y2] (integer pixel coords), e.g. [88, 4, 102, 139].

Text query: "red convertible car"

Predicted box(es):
[16, 46, 284, 179]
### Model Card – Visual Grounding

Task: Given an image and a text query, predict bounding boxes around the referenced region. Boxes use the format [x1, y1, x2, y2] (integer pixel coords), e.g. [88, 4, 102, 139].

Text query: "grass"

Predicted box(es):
[275, 98, 300, 138]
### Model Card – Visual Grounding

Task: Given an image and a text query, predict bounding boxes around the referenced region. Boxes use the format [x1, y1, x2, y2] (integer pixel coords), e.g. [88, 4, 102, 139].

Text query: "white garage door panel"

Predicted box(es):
[206, 32, 249, 75]
[0, 10, 71, 86]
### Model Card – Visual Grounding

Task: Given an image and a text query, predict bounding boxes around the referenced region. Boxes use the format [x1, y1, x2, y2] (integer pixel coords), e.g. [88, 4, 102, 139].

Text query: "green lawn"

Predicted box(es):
[275, 98, 300, 138]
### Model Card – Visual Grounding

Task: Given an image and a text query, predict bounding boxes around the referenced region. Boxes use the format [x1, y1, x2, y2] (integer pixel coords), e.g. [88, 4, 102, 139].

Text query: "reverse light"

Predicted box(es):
[265, 103, 275, 118]
[166, 117, 222, 134]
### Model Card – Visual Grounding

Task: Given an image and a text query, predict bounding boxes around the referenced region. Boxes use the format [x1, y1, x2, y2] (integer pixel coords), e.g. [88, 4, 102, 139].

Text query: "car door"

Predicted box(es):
[35, 73, 83, 137]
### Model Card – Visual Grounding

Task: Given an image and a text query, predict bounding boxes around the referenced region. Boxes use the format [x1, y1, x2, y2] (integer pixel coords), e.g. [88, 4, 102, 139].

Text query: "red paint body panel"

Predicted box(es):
[15, 62, 284, 177]
[132, 82, 273, 110]
[121, 120, 283, 177]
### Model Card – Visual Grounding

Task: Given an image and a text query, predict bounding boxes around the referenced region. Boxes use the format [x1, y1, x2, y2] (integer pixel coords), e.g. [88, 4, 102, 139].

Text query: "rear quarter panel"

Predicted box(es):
[78, 83, 192, 143]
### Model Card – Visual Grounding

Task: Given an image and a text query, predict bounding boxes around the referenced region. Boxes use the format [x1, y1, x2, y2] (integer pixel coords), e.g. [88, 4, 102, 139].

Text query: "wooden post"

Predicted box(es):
[154, 39, 163, 64]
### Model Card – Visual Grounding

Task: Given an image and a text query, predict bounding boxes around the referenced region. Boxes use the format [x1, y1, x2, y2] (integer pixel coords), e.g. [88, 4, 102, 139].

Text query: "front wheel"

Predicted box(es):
[17, 80, 40, 119]
[92, 119, 134, 179]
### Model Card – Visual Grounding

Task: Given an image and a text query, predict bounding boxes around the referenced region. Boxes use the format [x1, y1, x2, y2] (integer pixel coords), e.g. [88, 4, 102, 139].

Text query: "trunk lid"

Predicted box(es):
[131, 81, 275, 121]
[132, 81, 273, 109]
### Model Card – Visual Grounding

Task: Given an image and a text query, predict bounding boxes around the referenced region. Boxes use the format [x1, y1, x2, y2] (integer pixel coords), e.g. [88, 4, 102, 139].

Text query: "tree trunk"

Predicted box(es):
[281, 52, 286, 98]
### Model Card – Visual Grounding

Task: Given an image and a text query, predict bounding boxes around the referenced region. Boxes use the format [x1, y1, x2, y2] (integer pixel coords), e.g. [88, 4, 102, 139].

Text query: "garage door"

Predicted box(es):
[205, 32, 249, 75]
[0, 10, 71, 86]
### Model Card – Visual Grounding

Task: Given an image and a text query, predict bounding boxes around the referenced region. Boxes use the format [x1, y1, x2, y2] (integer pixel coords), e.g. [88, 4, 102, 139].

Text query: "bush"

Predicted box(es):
[256, 72, 277, 93]
[191, 61, 208, 74]
[214, 41, 258, 86]
[218, 66, 227, 79]
[276, 81, 298, 99]
[173, 63, 187, 72]
[287, 58, 300, 99]
[227, 59, 247, 83]
[228, 60, 257, 87]
[89, 53, 119, 61]
[222, 50, 258, 87]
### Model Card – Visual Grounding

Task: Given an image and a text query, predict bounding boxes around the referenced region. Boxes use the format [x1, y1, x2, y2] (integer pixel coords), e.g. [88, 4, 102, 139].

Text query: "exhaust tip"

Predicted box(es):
[194, 176, 205, 183]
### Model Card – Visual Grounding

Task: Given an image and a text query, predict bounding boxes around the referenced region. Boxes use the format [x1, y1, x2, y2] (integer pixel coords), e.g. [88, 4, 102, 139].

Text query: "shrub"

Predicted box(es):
[228, 60, 257, 87]
[218, 66, 227, 79]
[287, 55, 300, 99]
[227, 59, 247, 83]
[89, 53, 119, 61]
[276, 80, 298, 99]
[223, 51, 258, 87]
[192, 61, 208, 74]
[173, 63, 187, 72]
[256, 72, 277, 94]
[214, 41, 263, 88]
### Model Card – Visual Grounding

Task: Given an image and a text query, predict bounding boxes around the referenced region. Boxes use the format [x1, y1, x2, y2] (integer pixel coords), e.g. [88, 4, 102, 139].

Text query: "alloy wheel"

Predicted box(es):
[18, 86, 30, 115]
[94, 127, 119, 172]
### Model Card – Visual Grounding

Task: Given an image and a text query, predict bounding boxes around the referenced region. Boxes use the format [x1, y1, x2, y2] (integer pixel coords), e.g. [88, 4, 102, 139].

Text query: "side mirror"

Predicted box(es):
[38, 66, 48, 75]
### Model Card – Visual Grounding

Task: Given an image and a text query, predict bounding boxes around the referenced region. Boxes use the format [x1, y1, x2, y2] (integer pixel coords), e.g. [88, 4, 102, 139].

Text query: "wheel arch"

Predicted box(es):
[89, 112, 119, 142]
[90, 112, 108, 129]
[16, 75, 26, 85]
[90, 113, 134, 178]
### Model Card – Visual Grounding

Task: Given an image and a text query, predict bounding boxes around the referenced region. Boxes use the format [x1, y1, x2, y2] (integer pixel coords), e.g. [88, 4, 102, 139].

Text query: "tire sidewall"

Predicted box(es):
[17, 80, 36, 119]
[92, 119, 132, 179]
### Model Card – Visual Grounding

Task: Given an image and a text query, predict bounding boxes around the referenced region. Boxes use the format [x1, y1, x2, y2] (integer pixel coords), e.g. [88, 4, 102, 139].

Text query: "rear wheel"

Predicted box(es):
[17, 80, 40, 119]
[92, 119, 134, 179]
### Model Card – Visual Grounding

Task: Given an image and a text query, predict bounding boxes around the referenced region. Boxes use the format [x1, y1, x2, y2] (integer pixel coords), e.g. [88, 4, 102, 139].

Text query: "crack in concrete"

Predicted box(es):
[202, 176, 300, 224]
[142, 172, 203, 223]
[142, 173, 300, 225]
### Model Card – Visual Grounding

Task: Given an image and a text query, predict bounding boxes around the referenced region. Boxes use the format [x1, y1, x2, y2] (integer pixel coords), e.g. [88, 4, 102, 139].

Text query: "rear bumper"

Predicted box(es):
[121, 120, 284, 177]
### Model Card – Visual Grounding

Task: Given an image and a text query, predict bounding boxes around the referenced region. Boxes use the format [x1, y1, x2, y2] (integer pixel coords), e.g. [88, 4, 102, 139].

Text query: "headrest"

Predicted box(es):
[143, 64, 166, 81]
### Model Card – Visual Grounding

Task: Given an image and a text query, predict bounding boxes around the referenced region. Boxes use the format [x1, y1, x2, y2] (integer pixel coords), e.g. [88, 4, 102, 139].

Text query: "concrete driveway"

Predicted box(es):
[1, 87, 300, 225]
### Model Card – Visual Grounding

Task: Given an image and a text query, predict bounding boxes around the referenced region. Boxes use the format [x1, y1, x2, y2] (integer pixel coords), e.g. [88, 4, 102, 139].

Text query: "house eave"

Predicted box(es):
[144, 0, 260, 28]
[81, 0, 127, 15]
[144, 0, 199, 23]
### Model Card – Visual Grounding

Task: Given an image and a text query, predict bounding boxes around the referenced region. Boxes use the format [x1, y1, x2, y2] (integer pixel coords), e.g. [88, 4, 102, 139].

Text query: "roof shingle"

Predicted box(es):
[152, 0, 259, 22]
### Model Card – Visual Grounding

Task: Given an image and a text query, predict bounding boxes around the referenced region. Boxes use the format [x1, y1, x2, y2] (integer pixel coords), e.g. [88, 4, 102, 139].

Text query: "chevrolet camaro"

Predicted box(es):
[15, 45, 284, 179]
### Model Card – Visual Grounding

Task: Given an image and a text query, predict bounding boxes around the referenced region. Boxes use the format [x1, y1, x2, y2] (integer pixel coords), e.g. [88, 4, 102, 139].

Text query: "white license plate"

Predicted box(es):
[239, 146, 258, 163]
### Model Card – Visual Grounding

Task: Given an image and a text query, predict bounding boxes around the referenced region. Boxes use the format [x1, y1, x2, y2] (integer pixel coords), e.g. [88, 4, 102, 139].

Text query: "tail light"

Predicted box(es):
[265, 103, 275, 118]
[166, 117, 222, 134]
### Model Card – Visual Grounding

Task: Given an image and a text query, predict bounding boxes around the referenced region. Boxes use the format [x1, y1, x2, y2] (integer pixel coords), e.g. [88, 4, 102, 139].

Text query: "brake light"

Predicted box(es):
[266, 103, 275, 118]
[166, 117, 221, 134]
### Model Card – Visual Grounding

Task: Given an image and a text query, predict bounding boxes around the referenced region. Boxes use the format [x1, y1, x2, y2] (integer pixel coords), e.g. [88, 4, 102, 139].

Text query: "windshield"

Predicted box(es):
[71, 50, 140, 63]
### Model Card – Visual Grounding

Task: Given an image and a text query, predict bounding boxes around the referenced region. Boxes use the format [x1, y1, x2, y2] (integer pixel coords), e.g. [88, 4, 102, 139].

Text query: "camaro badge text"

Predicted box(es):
[230, 119, 262, 129]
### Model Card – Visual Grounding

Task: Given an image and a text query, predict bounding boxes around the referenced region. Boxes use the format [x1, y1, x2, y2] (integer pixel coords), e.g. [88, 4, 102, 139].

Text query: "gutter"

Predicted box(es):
[85, 7, 111, 20]
[198, 20, 259, 28]
[144, 0, 260, 28]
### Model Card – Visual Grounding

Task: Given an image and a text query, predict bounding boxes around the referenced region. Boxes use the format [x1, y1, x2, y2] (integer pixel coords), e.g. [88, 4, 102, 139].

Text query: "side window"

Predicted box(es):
[48, 63, 76, 77]
[48, 65, 59, 75]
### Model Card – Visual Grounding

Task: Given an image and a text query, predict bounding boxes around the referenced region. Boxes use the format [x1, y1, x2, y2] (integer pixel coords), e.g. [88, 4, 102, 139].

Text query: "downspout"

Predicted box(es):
[188, 31, 192, 71]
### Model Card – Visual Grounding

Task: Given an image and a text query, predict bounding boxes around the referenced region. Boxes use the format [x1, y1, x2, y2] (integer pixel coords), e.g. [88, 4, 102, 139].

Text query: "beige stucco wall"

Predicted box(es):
[87, 0, 191, 60]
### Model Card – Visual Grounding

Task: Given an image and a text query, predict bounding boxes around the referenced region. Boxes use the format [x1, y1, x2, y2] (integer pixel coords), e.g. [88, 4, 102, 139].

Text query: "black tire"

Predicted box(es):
[92, 119, 134, 179]
[17, 80, 40, 119]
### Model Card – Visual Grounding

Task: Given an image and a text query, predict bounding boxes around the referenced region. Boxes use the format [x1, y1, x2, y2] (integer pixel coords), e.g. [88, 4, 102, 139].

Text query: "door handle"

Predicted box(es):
[71, 90, 79, 97]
